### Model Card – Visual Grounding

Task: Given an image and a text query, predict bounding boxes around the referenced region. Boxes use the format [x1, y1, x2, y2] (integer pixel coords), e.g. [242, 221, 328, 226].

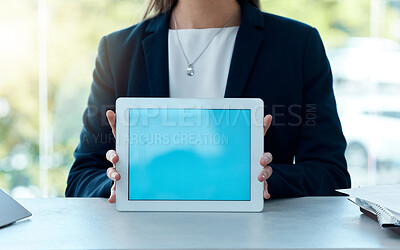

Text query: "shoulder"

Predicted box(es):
[98, 16, 155, 53]
[263, 12, 312, 29]
[261, 12, 318, 44]
[262, 12, 314, 33]
[259, 12, 324, 56]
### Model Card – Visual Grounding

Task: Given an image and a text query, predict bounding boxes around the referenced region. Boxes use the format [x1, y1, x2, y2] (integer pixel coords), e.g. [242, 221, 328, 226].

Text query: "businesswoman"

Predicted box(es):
[65, 0, 351, 202]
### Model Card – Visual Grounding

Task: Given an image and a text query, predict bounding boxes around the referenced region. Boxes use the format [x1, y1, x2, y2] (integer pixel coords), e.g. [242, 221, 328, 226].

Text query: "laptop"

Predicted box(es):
[0, 188, 31, 228]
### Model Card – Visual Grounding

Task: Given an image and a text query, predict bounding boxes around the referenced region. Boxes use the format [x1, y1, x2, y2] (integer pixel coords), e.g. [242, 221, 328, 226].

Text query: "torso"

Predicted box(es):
[168, 26, 239, 98]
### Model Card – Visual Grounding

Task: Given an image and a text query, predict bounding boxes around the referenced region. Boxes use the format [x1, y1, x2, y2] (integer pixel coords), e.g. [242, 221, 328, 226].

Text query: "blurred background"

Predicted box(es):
[0, 0, 399, 198]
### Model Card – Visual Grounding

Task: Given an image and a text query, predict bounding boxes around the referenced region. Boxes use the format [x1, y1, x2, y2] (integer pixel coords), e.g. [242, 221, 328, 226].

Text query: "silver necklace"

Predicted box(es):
[173, 7, 240, 76]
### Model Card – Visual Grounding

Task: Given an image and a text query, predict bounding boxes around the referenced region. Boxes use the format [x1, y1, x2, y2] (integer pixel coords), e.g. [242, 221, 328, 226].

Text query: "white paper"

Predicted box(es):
[337, 184, 400, 214]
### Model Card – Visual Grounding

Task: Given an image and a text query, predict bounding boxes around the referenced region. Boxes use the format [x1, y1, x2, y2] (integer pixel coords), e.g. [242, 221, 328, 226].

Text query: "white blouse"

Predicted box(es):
[168, 26, 239, 98]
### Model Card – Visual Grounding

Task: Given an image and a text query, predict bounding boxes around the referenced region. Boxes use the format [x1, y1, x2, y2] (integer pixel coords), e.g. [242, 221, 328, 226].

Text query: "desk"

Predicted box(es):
[0, 197, 399, 249]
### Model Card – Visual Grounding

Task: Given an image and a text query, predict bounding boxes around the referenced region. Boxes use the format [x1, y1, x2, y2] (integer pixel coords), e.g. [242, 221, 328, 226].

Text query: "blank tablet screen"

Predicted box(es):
[128, 109, 251, 201]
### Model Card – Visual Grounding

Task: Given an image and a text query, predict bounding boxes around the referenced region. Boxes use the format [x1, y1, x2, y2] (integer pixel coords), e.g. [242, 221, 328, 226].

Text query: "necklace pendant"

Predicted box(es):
[186, 64, 194, 76]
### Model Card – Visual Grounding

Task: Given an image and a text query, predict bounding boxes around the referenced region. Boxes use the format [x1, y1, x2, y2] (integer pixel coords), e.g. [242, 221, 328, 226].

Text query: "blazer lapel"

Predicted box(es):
[142, 12, 171, 97]
[224, 2, 264, 98]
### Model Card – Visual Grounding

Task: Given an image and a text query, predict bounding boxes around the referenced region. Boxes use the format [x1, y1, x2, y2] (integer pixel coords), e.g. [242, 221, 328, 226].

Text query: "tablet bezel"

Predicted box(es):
[115, 98, 264, 212]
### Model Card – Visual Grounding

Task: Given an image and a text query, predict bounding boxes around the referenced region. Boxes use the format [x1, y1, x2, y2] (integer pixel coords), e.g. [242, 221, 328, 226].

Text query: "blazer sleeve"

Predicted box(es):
[268, 28, 351, 197]
[65, 36, 115, 197]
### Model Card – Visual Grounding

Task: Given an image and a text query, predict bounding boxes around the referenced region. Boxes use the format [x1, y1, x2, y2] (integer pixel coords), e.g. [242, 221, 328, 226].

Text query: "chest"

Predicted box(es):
[168, 27, 239, 98]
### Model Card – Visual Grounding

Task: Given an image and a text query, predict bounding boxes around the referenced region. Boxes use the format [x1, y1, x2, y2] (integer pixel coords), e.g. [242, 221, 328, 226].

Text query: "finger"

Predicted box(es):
[258, 166, 273, 182]
[106, 167, 120, 181]
[106, 110, 116, 138]
[263, 115, 273, 136]
[108, 183, 116, 203]
[260, 152, 273, 166]
[264, 181, 271, 199]
[106, 149, 119, 165]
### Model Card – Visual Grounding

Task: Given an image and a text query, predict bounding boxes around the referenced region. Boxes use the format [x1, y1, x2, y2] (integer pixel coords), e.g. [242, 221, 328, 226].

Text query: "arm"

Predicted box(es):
[268, 28, 351, 197]
[65, 36, 115, 197]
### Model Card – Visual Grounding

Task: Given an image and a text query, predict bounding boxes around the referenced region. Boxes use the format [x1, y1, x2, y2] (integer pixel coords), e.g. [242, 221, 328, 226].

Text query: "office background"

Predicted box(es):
[0, 0, 399, 198]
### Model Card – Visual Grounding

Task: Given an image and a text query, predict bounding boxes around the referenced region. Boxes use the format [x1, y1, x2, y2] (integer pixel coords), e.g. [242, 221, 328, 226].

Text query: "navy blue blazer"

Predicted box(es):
[65, 2, 351, 198]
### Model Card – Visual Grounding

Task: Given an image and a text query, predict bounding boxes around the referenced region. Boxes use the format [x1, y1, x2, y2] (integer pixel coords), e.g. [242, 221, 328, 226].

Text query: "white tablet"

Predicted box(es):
[115, 98, 264, 212]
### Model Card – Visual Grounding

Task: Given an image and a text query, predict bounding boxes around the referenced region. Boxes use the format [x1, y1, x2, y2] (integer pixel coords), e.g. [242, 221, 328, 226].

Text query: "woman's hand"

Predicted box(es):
[258, 115, 273, 199]
[105, 110, 120, 203]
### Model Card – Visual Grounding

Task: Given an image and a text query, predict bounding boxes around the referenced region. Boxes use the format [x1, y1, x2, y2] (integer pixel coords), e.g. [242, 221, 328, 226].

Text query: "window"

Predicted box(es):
[1, 0, 399, 197]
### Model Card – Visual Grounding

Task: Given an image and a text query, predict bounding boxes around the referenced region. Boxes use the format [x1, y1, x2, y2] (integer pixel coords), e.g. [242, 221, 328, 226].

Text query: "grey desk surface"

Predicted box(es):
[0, 197, 399, 249]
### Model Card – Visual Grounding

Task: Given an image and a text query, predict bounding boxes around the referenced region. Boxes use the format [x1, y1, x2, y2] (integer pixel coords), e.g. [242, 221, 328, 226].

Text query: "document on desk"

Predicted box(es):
[337, 185, 400, 228]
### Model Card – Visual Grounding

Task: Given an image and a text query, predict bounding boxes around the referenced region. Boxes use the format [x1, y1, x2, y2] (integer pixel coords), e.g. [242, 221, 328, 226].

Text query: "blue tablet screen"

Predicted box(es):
[128, 109, 251, 201]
